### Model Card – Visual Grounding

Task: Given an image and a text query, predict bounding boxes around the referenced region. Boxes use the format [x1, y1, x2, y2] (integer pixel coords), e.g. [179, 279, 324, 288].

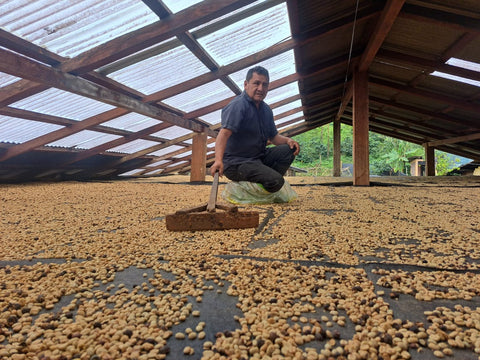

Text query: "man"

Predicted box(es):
[210, 66, 300, 196]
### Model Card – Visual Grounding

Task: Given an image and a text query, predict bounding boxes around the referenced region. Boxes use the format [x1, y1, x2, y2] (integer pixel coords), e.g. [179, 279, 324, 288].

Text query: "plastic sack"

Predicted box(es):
[221, 180, 298, 205]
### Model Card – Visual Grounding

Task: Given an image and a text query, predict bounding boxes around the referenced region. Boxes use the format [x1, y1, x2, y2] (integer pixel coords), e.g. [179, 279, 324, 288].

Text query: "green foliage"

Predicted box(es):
[435, 151, 463, 175]
[380, 139, 423, 174]
[292, 124, 464, 176]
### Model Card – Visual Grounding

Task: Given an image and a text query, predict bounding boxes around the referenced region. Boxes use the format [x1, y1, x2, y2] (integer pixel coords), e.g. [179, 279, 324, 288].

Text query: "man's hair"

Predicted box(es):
[246, 66, 269, 82]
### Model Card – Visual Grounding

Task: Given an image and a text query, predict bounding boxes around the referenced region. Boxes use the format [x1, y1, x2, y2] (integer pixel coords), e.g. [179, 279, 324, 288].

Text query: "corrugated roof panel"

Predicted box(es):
[0, 72, 21, 87]
[11, 88, 116, 120]
[149, 145, 184, 157]
[101, 113, 161, 132]
[161, 0, 202, 14]
[229, 51, 296, 85]
[47, 130, 121, 149]
[109, 139, 159, 154]
[267, 82, 300, 104]
[145, 159, 170, 168]
[198, 109, 222, 126]
[119, 168, 145, 176]
[108, 45, 210, 94]
[0, 0, 159, 58]
[277, 118, 303, 128]
[162, 80, 235, 112]
[151, 126, 191, 140]
[273, 100, 303, 116]
[0, 118, 64, 144]
[197, 3, 290, 66]
[173, 149, 192, 159]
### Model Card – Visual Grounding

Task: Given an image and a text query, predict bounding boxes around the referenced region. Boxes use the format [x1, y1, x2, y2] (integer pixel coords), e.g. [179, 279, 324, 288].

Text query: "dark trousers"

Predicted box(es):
[223, 144, 296, 193]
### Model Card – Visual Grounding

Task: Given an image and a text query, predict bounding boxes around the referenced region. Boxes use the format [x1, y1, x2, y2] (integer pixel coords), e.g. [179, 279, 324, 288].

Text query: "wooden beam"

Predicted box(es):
[61, 0, 256, 74]
[426, 133, 480, 147]
[358, 0, 406, 72]
[424, 145, 435, 176]
[376, 49, 480, 82]
[0, 108, 129, 162]
[335, 82, 353, 121]
[0, 48, 203, 129]
[370, 78, 480, 114]
[333, 118, 341, 177]
[370, 96, 480, 130]
[190, 130, 208, 182]
[352, 71, 370, 186]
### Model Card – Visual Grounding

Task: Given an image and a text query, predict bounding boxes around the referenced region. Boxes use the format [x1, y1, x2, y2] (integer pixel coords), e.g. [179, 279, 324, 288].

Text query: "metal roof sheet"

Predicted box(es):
[108, 45, 211, 94]
[109, 139, 160, 154]
[163, 80, 236, 113]
[11, 88, 115, 120]
[0, 118, 63, 144]
[101, 113, 161, 132]
[197, 3, 290, 66]
[47, 130, 121, 149]
[0, 0, 159, 58]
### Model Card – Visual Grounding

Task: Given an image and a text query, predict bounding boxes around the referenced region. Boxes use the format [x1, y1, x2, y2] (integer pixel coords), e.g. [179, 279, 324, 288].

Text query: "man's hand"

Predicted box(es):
[210, 160, 224, 177]
[287, 138, 300, 156]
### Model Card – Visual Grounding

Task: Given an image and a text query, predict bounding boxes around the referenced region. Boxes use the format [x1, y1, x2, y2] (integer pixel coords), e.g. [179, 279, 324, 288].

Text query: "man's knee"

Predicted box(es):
[263, 175, 285, 193]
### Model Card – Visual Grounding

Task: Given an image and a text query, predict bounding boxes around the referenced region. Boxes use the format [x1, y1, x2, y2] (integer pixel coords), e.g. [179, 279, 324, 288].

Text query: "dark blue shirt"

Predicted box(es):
[221, 91, 278, 169]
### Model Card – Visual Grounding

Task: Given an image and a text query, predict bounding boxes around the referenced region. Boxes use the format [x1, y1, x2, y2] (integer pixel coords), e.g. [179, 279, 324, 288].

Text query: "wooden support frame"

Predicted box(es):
[190, 130, 208, 182]
[353, 71, 370, 186]
[424, 145, 436, 176]
[333, 118, 341, 177]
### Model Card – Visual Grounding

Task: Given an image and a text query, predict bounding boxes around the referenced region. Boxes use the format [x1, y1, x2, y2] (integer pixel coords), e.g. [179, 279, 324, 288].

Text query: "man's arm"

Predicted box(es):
[270, 134, 300, 156]
[210, 128, 233, 176]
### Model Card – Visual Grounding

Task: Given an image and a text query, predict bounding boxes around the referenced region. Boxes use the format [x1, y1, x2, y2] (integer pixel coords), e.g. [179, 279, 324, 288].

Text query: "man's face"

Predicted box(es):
[244, 72, 269, 105]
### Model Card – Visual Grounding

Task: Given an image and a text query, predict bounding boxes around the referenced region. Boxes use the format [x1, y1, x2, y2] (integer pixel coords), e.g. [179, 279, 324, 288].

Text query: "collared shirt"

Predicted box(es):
[221, 91, 278, 168]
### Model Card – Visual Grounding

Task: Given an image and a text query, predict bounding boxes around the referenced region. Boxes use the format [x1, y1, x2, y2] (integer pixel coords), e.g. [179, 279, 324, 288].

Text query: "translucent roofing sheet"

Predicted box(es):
[273, 100, 303, 116]
[0, 118, 63, 144]
[47, 130, 121, 149]
[162, 0, 202, 14]
[12, 89, 116, 120]
[145, 159, 170, 168]
[109, 139, 160, 154]
[151, 126, 191, 140]
[174, 149, 192, 158]
[0, 72, 21, 87]
[197, 3, 291, 66]
[101, 113, 161, 132]
[277, 117, 303, 128]
[266, 82, 300, 104]
[0, 0, 159, 58]
[108, 45, 211, 95]
[149, 145, 184, 157]
[163, 80, 236, 112]
[229, 51, 297, 86]
[199, 109, 222, 126]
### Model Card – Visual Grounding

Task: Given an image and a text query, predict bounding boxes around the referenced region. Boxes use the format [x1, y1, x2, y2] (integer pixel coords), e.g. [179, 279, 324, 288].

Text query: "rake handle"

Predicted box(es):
[207, 171, 219, 212]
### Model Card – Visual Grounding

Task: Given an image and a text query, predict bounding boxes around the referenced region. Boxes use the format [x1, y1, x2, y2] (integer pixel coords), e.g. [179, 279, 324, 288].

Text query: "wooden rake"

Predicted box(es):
[165, 172, 259, 231]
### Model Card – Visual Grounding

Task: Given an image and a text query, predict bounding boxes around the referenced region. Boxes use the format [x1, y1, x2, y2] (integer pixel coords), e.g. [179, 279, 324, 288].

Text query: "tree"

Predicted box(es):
[380, 138, 423, 174]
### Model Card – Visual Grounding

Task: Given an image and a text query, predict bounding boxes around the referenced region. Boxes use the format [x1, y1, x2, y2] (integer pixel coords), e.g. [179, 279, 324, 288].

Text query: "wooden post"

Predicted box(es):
[190, 129, 207, 182]
[353, 71, 370, 186]
[424, 144, 435, 176]
[333, 118, 341, 177]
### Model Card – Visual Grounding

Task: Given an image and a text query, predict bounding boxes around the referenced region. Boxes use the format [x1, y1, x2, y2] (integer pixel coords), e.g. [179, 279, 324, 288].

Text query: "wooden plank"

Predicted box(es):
[333, 118, 341, 177]
[427, 133, 480, 147]
[61, 0, 256, 74]
[358, 0, 406, 72]
[424, 145, 436, 176]
[370, 78, 480, 114]
[190, 130, 208, 182]
[165, 211, 259, 231]
[0, 48, 203, 131]
[353, 71, 370, 186]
